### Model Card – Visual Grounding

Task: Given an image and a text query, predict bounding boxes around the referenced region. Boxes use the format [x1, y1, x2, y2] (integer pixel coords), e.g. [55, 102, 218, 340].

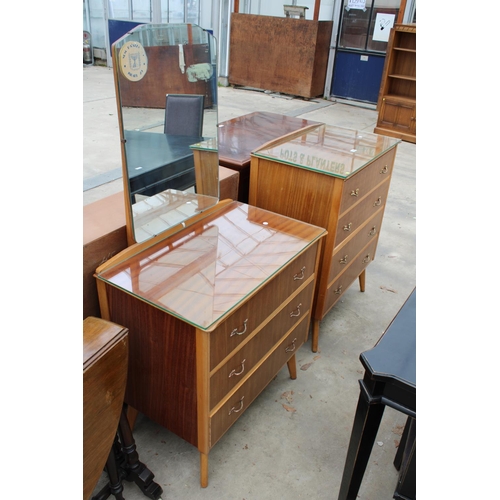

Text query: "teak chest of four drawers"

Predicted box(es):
[96, 201, 326, 487]
[249, 124, 400, 352]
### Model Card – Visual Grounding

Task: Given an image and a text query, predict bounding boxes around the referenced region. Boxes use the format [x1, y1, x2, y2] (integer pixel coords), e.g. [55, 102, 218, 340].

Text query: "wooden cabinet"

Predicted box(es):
[374, 24, 416, 143]
[249, 124, 399, 352]
[95, 200, 325, 487]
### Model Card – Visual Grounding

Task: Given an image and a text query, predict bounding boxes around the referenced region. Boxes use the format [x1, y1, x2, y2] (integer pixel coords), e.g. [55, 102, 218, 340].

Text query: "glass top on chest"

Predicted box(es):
[252, 124, 400, 179]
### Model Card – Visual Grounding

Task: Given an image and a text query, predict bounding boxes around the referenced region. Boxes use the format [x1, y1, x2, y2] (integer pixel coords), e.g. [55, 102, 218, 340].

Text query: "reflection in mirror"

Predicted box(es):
[112, 24, 219, 244]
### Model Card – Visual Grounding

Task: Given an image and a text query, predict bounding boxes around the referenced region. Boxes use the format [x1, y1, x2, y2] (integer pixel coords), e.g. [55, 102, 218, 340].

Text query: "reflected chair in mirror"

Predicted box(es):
[129, 94, 206, 204]
[164, 94, 205, 136]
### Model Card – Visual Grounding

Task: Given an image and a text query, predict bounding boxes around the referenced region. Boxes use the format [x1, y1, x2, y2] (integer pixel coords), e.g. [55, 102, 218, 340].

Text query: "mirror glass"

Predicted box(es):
[112, 24, 219, 243]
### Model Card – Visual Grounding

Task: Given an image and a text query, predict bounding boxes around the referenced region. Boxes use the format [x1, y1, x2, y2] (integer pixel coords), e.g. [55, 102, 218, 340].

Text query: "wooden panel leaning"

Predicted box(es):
[228, 13, 333, 98]
[83, 317, 128, 500]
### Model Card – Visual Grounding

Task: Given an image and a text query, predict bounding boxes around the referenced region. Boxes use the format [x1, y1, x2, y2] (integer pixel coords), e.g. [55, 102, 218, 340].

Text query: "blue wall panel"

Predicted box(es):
[331, 51, 385, 104]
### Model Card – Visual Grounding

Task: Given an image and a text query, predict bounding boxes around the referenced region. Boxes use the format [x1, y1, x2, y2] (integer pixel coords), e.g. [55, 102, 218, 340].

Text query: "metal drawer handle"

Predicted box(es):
[290, 303, 302, 318]
[350, 188, 359, 197]
[362, 254, 371, 264]
[228, 396, 245, 415]
[293, 266, 306, 280]
[343, 223, 352, 232]
[230, 319, 248, 337]
[373, 197, 382, 206]
[285, 338, 297, 353]
[380, 165, 388, 174]
[334, 285, 343, 295]
[229, 359, 246, 378]
[339, 255, 348, 265]
[369, 226, 377, 236]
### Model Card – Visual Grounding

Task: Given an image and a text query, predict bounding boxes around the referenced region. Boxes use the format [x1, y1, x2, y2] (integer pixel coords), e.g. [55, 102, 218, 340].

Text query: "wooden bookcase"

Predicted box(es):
[374, 24, 416, 143]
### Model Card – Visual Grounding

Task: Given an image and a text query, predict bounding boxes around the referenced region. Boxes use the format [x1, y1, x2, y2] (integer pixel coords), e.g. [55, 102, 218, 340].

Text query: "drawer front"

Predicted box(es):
[328, 210, 384, 283]
[335, 179, 391, 247]
[209, 243, 318, 370]
[339, 148, 396, 215]
[209, 281, 314, 409]
[209, 321, 308, 447]
[323, 238, 378, 315]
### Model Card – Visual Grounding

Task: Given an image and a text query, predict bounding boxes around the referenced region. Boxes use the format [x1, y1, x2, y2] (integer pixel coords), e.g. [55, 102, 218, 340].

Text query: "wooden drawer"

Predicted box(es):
[339, 148, 396, 215]
[209, 243, 317, 370]
[328, 210, 385, 283]
[209, 281, 314, 409]
[323, 238, 378, 314]
[209, 319, 308, 446]
[335, 179, 391, 247]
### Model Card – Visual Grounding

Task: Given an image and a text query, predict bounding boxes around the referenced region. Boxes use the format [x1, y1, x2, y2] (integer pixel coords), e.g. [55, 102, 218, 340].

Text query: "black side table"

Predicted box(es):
[338, 288, 416, 500]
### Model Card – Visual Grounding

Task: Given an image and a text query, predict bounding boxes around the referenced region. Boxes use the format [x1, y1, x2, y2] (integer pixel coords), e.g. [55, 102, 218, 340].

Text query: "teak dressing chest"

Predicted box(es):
[95, 200, 325, 487]
[249, 124, 400, 351]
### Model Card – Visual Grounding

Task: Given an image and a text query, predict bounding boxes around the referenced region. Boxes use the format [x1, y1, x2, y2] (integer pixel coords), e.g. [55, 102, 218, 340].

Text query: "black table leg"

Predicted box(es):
[394, 418, 416, 500]
[394, 416, 412, 471]
[92, 440, 125, 500]
[92, 408, 163, 500]
[338, 385, 385, 500]
[118, 408, 163, 500]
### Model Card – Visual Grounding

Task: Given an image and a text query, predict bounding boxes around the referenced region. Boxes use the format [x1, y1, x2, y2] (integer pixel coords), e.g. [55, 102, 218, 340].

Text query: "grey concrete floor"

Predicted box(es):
[84, 64, 416, 499]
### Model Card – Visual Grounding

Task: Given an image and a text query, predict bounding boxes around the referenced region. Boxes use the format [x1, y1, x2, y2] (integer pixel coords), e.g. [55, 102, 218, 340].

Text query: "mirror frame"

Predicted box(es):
[112, 23, 219, 245]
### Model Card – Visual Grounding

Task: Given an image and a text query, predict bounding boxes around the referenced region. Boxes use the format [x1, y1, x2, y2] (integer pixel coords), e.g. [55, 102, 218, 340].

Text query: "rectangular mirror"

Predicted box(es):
[112, 23, 219, 244]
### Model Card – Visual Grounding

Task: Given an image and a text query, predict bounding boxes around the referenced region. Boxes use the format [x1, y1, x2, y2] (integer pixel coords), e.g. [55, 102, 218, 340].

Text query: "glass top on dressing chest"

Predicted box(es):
[96, 201, 325, 331]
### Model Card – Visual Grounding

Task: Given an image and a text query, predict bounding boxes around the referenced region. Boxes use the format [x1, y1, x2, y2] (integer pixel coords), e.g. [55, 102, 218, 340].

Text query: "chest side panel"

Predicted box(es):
[105, 283, 199, 446]
[252, 157, 337, 230]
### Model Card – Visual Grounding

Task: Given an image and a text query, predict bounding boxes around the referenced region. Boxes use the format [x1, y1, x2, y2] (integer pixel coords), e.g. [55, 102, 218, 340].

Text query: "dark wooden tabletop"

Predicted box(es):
[218, 111, 320, 169]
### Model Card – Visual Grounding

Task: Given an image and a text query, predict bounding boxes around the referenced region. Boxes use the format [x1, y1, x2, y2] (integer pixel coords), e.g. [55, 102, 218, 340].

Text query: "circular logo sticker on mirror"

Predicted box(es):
[119, 41, 148, 81]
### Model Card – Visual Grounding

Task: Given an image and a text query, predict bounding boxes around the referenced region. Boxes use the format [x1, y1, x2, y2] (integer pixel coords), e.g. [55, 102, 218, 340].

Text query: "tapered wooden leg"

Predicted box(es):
[287, 354, 297, 379]
[200, 452, 209, 488]
[359, 270, 366, 292]
[312, 319, 320, 353]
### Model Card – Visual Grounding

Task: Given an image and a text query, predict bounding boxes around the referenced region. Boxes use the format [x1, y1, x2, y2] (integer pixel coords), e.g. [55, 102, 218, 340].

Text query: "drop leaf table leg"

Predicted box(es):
[118, 407, 163, 499]
[91, 443, 125, 500]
